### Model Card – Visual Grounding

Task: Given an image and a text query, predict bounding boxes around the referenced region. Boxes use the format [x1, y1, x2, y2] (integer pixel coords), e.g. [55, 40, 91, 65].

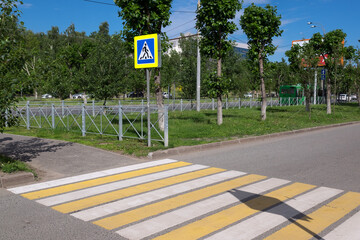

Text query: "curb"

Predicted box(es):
[148, 121, 360, 159]
[0, 172, 35, 188]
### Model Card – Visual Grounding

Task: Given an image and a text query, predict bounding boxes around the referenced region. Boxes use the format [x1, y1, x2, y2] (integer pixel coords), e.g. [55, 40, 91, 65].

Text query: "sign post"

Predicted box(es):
[134, 34, 161, 147]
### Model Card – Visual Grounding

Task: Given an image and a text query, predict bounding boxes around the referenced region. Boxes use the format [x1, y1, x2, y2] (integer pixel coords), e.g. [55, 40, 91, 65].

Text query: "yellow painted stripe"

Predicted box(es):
[22, 161, 190, 200]
[264, 191, 360, 240]
[94, 174, 267, 230]
[154, 182, 315, 240]
[52, 167, 225, 214]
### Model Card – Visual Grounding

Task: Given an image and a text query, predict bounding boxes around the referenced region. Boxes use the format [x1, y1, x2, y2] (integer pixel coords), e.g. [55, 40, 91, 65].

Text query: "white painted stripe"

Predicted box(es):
[116, 178, 290, 240]
[71, 170, 246, 221]
[206, 187, 343, 240]
[37, 164, 208, 206]
[8, 159, 176, 194]
[323, 210, 360, 240]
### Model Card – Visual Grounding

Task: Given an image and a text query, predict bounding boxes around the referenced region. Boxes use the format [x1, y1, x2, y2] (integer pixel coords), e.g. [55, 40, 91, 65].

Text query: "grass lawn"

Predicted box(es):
[0, 154, 36, 176]
[4, 104, 360, 157]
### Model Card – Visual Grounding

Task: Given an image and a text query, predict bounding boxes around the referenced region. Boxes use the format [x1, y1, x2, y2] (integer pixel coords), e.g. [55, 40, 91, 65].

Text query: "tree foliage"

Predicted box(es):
[240, 3, 282, 120]
[196, 0, 242, 125]
[0, 0, 24, 132]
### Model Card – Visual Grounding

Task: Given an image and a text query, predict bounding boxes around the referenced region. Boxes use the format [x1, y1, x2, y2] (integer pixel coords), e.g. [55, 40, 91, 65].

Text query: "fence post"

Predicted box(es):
[61, 100, 65, 118]
[51, 104, 55, 129]
[180, 99, 183, 112]
[5, 109, 8, 127]
[118, 101, 122, 141]
[26, 101, 30, 130]
[239, 98, 241, 109]
[250, 98, 252, 108]
[212, 98, 215, 110]
[288, 97, 290, 106]
[92, 99, 95, 117]
[82, 104, 86, 137]
[164, 105, 168, 147]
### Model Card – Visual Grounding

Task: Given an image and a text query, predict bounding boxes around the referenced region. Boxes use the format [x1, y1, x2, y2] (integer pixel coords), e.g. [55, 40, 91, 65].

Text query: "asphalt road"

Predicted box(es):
[0, 123, 359, 239]
[174, 122, 360, 192]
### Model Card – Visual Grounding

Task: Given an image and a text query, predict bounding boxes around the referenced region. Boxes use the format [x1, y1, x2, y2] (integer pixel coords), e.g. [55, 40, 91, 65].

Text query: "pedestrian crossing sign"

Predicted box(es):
[134, 34, 161, 69]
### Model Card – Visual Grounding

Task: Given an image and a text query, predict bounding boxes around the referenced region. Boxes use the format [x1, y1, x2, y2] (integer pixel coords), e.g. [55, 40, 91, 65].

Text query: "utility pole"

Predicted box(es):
[196, 0, 201, 112]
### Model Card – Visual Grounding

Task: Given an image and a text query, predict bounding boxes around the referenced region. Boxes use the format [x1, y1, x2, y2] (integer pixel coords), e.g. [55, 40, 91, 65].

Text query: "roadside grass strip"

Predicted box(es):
[8, 159, 177, 194]
[152, 182, 315, 240]
[21, 161, 190, 200]
[264, 191, 360, 240]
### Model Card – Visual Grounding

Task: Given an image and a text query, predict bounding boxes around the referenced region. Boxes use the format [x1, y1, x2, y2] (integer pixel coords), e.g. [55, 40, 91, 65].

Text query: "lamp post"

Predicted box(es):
[307, 21, 326, 35]
[308, 21, 326, 104]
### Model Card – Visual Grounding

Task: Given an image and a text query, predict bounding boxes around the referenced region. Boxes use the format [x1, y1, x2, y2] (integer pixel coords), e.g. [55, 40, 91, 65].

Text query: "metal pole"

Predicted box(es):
[51, 104, 55, 129]
[118, 101, 122, 141]
[92, 99, 95, 117]
[146, 69, 151, 147]
[26, 101, 30, 130]
[82, 104, 86, 137]
[164, 106, 168, 147]
[196, 0, 201, 112]
[314, 70, 318, 105]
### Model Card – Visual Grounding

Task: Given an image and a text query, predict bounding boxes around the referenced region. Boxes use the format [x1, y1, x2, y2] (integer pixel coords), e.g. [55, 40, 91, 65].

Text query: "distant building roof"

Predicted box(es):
[168, 33, 248, 58]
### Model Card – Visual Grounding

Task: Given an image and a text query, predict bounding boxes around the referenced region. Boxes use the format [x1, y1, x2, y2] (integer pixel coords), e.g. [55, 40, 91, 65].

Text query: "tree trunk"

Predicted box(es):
[259, 54, 267, 121]
[217, 58, 223, 125]
[34, 89, 38, 100]
[305, 88, 311, 112]
[155, 70, 164, 131]
[326, 79, 331, 114]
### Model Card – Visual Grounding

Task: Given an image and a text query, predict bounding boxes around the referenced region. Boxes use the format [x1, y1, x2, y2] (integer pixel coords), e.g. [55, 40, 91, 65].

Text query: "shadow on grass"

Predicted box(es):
[0, 136, 73, 162]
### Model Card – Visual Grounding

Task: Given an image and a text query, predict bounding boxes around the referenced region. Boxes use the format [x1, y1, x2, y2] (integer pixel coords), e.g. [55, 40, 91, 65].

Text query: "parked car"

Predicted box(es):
[73, 93, 87, 99]
[349, 94, 357, 101]
[162, 92, 172, 99]
[243, 92, 253, 98]
[41, 94, 52, 99]
[128, 91, 144, 98]
[338, 94, 347, 102]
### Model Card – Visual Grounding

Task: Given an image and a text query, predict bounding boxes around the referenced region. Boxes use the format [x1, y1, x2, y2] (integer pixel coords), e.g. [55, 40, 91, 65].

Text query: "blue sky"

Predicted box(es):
[19, 0, 360, 62]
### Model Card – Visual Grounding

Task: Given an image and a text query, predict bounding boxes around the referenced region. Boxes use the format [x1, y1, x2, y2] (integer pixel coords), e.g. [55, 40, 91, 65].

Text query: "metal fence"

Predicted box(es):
[12, 102, 168, 147]
[8, 96, 330, 146]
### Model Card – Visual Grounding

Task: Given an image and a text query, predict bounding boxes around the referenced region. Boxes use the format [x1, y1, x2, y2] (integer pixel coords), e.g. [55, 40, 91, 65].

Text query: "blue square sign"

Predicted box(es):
[134, 34, 161, 69]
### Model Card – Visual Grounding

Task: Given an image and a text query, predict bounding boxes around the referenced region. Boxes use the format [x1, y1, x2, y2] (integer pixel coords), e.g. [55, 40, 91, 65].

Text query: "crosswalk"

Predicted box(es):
[8, 159, 360, 240]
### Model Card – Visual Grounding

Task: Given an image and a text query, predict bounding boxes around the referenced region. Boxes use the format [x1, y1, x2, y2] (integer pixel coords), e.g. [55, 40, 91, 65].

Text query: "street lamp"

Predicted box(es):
[307, 21, 326, 103]
[307, 21, 326, 35]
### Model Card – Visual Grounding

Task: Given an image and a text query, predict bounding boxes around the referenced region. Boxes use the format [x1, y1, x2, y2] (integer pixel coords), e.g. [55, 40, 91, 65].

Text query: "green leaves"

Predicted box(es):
[196, 0, 242, 60]
[240, 3, 282, 60]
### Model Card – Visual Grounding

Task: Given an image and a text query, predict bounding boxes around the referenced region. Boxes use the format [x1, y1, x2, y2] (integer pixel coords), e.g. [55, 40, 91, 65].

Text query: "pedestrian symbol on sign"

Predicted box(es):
[134, 34, 161, 69]
[139, 41, 153, 60]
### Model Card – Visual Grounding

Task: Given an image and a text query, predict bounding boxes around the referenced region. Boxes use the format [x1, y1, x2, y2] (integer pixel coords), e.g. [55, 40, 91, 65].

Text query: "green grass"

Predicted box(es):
[0, 155, 36, 176]
[5, 104, 360, 157]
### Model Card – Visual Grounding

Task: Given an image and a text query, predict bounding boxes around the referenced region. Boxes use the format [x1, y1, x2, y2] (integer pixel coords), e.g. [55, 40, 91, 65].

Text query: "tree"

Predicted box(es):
[0, 0, 24, 132]
[114, 0, 173, 131]
[286, 39, 319, 116]
[240, 3, 282, 120]
[86, 33, 130, 105]
[311, 30, 347, 114]
[196, 0, 242, 125]
[344, 46, 360, 107]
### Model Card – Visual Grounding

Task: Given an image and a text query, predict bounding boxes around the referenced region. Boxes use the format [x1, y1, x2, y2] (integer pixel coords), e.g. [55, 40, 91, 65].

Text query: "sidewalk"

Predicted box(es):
[0, 134, 146, 186]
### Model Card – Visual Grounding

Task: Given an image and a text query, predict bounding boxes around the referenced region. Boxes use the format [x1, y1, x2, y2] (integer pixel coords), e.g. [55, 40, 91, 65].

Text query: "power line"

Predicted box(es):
[83, 0, 195, 13]
[83, 0, 115, 6]
[165, 18, 196, 33]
